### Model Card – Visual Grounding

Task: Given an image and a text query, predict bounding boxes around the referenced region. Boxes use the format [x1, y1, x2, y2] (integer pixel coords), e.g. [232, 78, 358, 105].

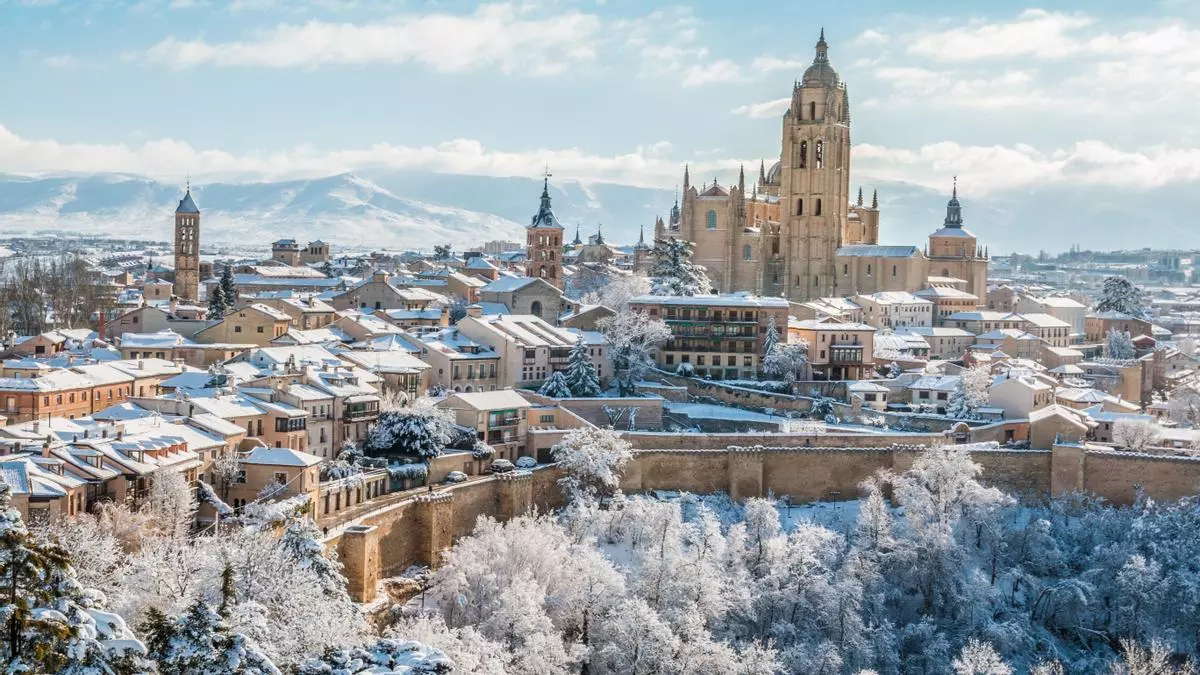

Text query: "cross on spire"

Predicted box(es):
[953, 175, 958, 199]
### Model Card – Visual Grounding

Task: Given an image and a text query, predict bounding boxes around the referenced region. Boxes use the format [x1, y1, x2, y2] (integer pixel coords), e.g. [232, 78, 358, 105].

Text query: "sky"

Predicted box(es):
[2, 0, 1200, 198]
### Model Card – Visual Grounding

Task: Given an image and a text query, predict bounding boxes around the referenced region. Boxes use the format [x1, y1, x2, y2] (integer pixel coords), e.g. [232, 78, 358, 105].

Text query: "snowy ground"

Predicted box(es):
[664, 402, 787, 426]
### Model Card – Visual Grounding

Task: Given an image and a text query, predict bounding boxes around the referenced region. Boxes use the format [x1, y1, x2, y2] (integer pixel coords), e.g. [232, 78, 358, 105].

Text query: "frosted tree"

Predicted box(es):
[580, 273, 651, 312]
[1167, 383, 1200, 427]
[762, 341, 809, 383]
[207, 283, 228, 317]
[649, 237, 712, 296]
[951, 639, 1012, 675]
[1096, 276, 1148, 319]
[551, 426, 634, 502]
[145, 468, 197, 541]
[763, 314, 780, 357]
[297, 639, 455, 674]
[363, 396, 453, 459]
[33, 510, 126, 598]
[1105, 329, 1136, 359]
[0, 484, 148, 673]
[538, 370, 573, 398]
[565, 339, 602, 397]
[142, 601, 280, 675]
[220, 263, 238, 307]
[1112, 419, 1162, 452]
[945, 365, 991, 419]
[596, 310, 671, 395]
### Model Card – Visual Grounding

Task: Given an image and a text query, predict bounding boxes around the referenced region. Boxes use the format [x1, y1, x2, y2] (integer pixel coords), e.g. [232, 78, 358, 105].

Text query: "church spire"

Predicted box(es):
[529, 171, 563, 229]
[857, 186, 864, 207]
[943, 177, 964, 229]
[595, 223, 605, 245]
[759, 159, 766, 184]
[683, 164, 690, 191]
[572, 223, 582, 246]
[637, 224, 647, 249]
[738, 164, 745, 193]
[871, 189, 878, 210]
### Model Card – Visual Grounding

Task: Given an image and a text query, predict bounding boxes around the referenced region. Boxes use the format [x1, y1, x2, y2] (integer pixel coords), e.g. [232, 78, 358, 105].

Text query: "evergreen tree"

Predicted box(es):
[220, 264, 238, 307]
[319, 260, 333, 278]
[363, 398, 453, 459]
[648, 237, 712, 296]
[1096, 276, 1148, 319]
[144, 600, 280, 675]
[565, 339, 602, 397]
[207, 283, 227, 317]
[278, 518, 350, 600]
[537, 371, 573, 398]
[0, 484, 147, 673]
[762, 314, 780, 357]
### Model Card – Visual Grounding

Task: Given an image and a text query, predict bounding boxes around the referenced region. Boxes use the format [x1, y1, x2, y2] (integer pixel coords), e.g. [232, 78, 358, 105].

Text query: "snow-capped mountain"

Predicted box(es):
[0, 171, 1192, 254]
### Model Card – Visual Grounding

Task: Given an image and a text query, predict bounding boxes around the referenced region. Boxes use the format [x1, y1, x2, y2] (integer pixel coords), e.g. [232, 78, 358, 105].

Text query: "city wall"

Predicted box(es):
[330, 442, 1200, 603]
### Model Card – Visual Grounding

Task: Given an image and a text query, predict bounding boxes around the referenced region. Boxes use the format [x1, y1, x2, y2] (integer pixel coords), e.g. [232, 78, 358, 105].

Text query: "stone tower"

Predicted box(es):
[927, 180, 989, 298]
[524, 176, 564, 289]
[173, 185, 201, 303]
[632, 224, 651, 275]
[780, 29, 851, 302]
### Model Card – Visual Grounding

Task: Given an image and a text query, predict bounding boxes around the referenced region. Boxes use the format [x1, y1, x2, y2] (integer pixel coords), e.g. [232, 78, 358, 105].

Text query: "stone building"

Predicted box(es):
[271, 240, 301, 266]
[173, 186, 201, 303]
[665, 32, 989, 302]
[524, 177, 564, 290]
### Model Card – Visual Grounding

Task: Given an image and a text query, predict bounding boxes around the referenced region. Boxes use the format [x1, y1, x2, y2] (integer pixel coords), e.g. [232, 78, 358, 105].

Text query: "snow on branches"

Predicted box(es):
[597, 310, 671, 396]
[364, 397, 454, 459]
[550, 426, 633, 502]
[1096, 276, 1149, 319]
[649, 237, 712, 297]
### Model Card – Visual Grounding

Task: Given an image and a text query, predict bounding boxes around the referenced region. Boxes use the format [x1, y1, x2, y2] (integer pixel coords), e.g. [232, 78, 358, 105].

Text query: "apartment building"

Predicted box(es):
[903, 327, 976, 361]
[414, 327, 502, 393]
[628, 294, 789, 380]
[437, 390, 532, 461]
[853, 292, 933, 330]
[914, 286, 980, 326]
[457, 314, 609, 389]
[195, 304, 292, 346]
[788, 317, 877, 380]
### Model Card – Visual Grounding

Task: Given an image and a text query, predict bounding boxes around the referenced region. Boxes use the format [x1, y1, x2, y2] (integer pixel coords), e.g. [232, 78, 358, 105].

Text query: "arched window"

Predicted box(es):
[539, 266, 547, 278]
[706, 210, 717, 229]
[892, 265, 897, 277]
[843, 264, 848, 275]
[796, 199, 804, 216]
[815, 140, 824, 169]
[798, 141, 808, 169]
[743, 244, 752, 261]
[530, 300, 543, 318]
[815, 199, 823, 216]
[867, 264, 872, 276]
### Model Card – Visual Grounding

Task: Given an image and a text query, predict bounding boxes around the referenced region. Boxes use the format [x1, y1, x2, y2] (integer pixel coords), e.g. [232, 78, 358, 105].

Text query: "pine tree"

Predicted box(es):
[278, 518, 350, 600]
[648, 237, 712, 296]
[0, 484, 147, 673]
[763, 314, 780, 357]
[1105, 329, 1136, 359]
[220, 264, 238, 307]
[1096, 275, 1148, 319]
[363, 398, 453, 459]
[537, 370, 573, 398]
[144, 600, 280, 675]
[565, 339, 602, 397]
[207, 283, 227, 317]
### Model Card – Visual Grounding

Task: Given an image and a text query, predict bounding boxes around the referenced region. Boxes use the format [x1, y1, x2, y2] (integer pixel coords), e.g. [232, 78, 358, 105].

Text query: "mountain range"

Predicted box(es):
[0, 171, 1193, 254]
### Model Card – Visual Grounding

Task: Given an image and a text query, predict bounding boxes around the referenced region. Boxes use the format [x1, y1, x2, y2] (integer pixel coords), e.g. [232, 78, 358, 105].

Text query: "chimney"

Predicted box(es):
[41, 439, 50, 458]
[169, 295, 178, 315]
[466, 305, 482, 319]
[137, 359, 144, 370]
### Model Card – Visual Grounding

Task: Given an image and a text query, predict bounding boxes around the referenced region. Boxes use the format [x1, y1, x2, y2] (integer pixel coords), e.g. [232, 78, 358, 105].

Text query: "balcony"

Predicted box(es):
[343, 404, 379, 423]
[828, 346, 866, 366]
[487, 415, 521, 428]
[486, 430, 521, 444]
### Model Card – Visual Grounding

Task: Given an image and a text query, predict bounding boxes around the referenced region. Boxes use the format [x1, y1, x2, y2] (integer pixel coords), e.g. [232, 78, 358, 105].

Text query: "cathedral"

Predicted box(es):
[658, 31, 988, 303]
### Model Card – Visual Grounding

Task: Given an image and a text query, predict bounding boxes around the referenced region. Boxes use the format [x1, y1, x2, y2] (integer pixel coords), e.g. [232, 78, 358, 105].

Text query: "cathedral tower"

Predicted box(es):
[779, 30, 851, 301]
[524, 175, 564, 289]
[173, 185, 201, 303]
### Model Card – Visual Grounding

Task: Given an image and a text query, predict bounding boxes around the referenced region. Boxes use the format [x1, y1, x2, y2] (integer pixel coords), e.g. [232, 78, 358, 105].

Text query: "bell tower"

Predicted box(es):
[524, 171, 564, 290]
[173, 183, 201, 303]
[780, 29, 851, 302]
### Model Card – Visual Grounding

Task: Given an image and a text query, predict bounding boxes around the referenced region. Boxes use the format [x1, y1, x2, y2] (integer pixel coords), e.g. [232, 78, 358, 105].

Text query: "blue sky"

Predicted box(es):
[2, 0, 1199, 196]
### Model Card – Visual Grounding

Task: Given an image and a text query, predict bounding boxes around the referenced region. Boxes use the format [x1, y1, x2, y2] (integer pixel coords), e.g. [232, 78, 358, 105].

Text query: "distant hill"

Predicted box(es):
[0, 171, 1192, 254]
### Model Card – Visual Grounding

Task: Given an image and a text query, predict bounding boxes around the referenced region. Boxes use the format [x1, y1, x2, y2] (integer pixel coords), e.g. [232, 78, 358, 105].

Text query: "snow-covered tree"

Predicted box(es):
[580, 273, 651, 313]
[762, 341, 809, 383]
[1105, 329, 1136, 359]
[762, 314, 780, 357]
[33, 510, 126, 598]
[648, 237, 712, 296]
[142, 601, 280, 674]
[0, 483, 148, 673]
[565, 339, 602, 397]
[1112, 419, 1162, 452]
[145, 468, 197, 541]
[951, 639, 1012, 675]
[945, 365, 991, 419]
[297, 639, 455, 675]
[1167, 383, 1200, 427]
[596, 310, 671, 396]
[538, 370, 573, 398]
[319, 260, 333, 278]
[220, 263, 238, 307]
[675, 361, 696, 377]
[207, 283, 228, 317]
[551, 426, 633, 502]
[363, 396, 453, 459]
[1096, 276, 1147, 319]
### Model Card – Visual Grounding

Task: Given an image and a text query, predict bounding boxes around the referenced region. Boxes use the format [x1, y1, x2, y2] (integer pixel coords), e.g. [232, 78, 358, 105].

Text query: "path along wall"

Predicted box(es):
[331, 443, 1200, 603]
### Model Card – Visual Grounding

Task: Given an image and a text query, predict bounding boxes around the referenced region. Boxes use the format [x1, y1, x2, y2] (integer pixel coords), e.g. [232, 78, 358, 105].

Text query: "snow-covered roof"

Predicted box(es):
[630, 293, 789, 308]
[241, 446, 323, 467]
[904, 326, 975, 338]
[481, 277, 539, 293]
[908, 375, 960, 391]
[440, 389, 532, 411]
[836, 245, 920, 258]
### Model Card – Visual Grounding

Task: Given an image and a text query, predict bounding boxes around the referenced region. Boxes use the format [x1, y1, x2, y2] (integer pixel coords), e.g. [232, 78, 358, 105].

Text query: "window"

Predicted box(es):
[706, 210, 717, 229]
[273, 472, 287, 486]
[892, 265, 897, 277]
[235, 470, 247, 484]
[796, 199, 804, 216]
[843, 264, 848, 276]
[234, 326, 242, 333]
[798, 141, 808, 169]
[809, 101, 816, 120]
[815, 140, 824, 168]
[815, 199, 822, 216]
[743, 245, 752, 261]
[256, 326, 264, 333]
[867, 264, 872, 276]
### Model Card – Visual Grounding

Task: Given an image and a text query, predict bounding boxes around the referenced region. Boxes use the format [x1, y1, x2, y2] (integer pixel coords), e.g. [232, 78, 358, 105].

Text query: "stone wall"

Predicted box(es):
[1077, 449, 1200, 505]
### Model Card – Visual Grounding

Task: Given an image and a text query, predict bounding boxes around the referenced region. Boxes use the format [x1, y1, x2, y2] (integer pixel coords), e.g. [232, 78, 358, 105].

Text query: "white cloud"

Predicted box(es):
[145, 3, 602, 74]
[853, 29, 888, 46]
[5, 123, 1200, 195]
[681, 59, 740, 87]
[42, 54, 81, 68]
[729, 97, 789, 119]
[750, 56, 805, 73]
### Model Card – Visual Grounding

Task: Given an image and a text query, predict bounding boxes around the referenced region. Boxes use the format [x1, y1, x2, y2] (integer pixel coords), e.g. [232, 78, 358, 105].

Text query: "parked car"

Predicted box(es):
[490, 459, 515, 474]
[515, 456, 537, 469]
[445, 471, 468, 484]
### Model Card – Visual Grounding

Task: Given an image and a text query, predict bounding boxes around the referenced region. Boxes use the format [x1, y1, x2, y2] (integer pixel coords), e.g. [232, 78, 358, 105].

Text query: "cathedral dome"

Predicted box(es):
[801, 30, 838, 87]
[765, 160, 782, 184]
